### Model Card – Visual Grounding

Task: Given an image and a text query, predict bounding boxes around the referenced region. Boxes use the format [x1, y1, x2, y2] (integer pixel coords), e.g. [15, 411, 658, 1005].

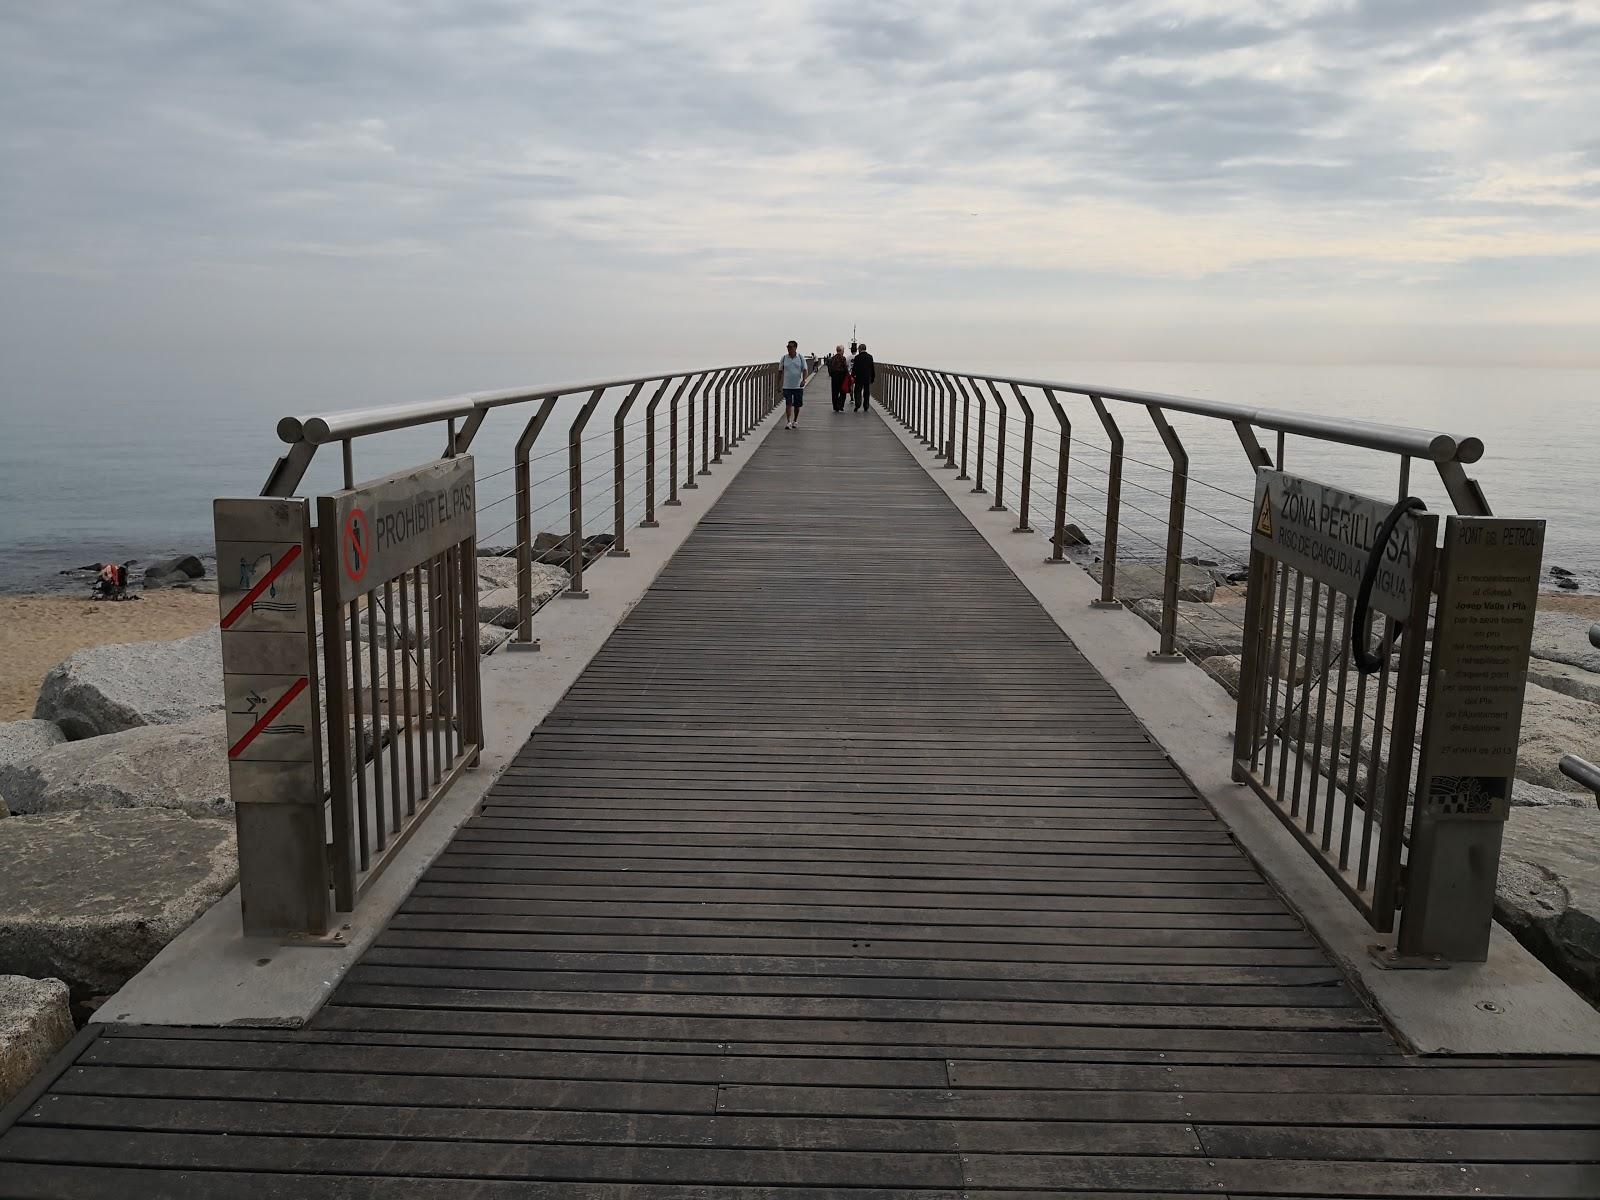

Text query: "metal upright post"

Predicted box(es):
[513, 394, 560, 646]
[665, 374, 693, 506]
[700, 368, 718, 474]
[1009, 382, 1035, 531]
[917, 370, 932, 445]
[985, 379, 1007, 511]
[1041, 388, 1071, 562]
[684, 372, 708, 490]
[1147, 405, 1188, 660]
[640, 377, 673, 527]
[969, 377, 988, 493]
[609, 381, 646, 557]
[939, 373, 958, 468]
[712, 369, 726, 463]
[955, 376, 973, 480]
[564, 387, 606, 599]
[1089, 395, 1123, 609]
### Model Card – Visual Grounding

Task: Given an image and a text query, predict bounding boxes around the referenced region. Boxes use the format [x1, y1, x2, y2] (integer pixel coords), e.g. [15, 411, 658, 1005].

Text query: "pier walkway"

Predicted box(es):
[3, 398, 1598, 1196]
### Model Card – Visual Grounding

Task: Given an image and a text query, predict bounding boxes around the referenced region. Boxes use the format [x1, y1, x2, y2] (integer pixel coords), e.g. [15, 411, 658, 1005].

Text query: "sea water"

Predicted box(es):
[0, 352, 1594, 593]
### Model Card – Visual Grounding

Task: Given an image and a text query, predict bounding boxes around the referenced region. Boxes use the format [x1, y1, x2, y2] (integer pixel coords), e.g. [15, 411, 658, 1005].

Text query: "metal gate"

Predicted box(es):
[1233, 469, 1545, 961]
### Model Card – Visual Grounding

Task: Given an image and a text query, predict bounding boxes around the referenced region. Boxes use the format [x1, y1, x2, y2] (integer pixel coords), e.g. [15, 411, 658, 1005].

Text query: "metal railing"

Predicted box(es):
[879, 363, 1550, 964]
[221, 361, 781, 936]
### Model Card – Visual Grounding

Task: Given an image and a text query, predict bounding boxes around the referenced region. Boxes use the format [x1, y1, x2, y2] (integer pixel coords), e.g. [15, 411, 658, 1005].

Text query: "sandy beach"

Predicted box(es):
[0, 591, 219, 721]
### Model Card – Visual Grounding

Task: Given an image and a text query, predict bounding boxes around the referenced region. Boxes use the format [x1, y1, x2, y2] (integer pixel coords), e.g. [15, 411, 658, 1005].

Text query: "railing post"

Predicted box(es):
[1009, 383, 1035, 532]
[968, 376, 988, 493]
[712, 369, 726, 463]
[665, 374, 694, 506]
[927, 370, 944, 458]
[684, 372, 708, 490]
[917, 370, 932, 445]
[513, 394, 560, 647]
[564, 387, 606, 599]
[985, 379, 1008, 511]
[919, 370, 938, 452]
[1040, 388, 1071, 562]
[1088, 395, 1123, 609]
[938, 373, 958, 468]
[1147, 405, 1188, 660]
[955, 376, 973, 480]
[700, 368, 718, 474]
[609, 381, 647, 557]
[640, 377, 674, 527]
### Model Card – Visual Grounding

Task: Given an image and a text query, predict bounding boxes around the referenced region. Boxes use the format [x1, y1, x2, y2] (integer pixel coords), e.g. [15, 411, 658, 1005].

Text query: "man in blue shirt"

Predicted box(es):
[779, 340, 810, 429]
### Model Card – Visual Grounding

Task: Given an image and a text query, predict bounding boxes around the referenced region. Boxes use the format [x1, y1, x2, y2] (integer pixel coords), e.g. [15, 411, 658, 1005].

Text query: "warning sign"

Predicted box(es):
[1250, 469, 1425, 621]
[320, 456, 475, 604]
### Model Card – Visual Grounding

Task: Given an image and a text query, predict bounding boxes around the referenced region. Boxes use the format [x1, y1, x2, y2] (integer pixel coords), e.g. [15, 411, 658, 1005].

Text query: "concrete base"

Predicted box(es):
[93, 410, 782, 1029]
[879, 410, 1600, 1057]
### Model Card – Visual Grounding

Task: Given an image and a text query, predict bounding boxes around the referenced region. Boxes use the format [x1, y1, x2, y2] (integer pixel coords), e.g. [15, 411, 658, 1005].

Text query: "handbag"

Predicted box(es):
[842, 373, 854, 394]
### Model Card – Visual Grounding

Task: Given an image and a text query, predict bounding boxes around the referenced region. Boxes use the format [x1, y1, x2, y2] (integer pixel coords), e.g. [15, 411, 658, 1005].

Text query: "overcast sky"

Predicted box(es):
[3, 0, 1598, 371]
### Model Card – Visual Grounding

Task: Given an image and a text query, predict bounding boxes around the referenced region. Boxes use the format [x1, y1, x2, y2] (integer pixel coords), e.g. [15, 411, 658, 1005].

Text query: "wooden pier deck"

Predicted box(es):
[3, 391, 1598, 1196]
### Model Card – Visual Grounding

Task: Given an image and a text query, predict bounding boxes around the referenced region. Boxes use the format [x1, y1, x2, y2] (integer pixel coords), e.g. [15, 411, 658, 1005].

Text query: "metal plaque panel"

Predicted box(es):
[1250, 469, 1423, 621]
[1415, 516, 1545, 820]
[322, 456, 476, 604]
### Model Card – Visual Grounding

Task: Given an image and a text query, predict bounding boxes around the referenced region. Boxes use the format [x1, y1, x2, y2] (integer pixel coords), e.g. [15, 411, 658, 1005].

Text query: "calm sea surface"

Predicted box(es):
[1, 353, 1595, 594]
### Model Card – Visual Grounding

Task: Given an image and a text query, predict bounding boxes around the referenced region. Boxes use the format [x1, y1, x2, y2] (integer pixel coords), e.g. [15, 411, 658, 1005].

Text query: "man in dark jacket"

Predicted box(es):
[852, 344, 876, 411]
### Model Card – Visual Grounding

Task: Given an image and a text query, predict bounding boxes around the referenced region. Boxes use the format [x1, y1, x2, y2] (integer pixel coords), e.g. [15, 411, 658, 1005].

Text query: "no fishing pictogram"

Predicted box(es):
[342, 508, 371, 585]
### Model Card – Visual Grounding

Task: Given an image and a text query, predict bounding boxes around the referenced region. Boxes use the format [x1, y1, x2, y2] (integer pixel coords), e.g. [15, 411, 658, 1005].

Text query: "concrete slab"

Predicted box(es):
[94, 405, 784, 1028]
[879, 409, 1600, 1057]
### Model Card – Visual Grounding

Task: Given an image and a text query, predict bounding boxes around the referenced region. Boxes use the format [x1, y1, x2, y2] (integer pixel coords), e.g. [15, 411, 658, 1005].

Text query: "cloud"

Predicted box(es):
[0, 0, 1597, 365]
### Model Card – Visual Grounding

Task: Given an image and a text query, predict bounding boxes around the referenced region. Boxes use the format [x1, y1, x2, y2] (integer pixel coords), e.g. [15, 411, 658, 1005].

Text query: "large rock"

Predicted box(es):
[1090, 561, 1215, 603]
[1198, 652, 1313, 698]
[1526, 657, 1600, 706]
[0, 976, 73, 1105]
[34, 628, 223, 740]
[1512, 779, 1592, 808]
[476, 556, 520, 590]
[1531, 611, 1600, 674]
[1131, 598, 1246, 657]
[0, 720, 65, 768]
[142, 554, 205, 587]
[0, 809, 237, 1001]
[479, 565, 568, 629]
[1515, 684, 1600, 795]
[1496, 805, 1600, 1004]
[0, 714, 230, 819]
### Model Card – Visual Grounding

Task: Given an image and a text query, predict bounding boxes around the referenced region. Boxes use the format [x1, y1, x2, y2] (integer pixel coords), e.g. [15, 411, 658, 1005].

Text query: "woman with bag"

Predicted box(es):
[827, 345, 849, 412]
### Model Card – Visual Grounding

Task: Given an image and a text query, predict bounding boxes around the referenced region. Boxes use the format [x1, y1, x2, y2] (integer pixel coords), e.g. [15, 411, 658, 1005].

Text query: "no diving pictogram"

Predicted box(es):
[342, 508, 371, 585]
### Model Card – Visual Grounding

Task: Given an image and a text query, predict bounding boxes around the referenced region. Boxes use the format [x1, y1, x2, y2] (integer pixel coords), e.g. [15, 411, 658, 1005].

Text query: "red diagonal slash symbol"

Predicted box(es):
[228, 676, 310, 759]
[220, 543, 302, 630]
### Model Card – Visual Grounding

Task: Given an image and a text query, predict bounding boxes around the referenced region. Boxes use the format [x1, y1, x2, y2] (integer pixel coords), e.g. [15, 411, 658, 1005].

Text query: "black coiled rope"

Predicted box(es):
[1350, 495, 1427, 675]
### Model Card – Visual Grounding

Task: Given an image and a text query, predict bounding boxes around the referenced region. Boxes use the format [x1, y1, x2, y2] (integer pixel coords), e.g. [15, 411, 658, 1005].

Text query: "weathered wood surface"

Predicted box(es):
[3, 404, 1597, 1196]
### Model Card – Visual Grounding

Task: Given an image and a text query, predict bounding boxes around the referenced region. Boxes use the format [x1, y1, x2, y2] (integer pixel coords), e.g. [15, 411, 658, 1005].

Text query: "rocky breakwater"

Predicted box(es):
[0, 555, 564, 1095]
[1160, 570, 1600, 1003]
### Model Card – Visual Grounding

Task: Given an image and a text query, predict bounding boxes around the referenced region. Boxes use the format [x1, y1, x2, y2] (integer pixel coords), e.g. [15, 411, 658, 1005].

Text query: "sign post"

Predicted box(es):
[1399, 516, 1544, 962]
[213, 497, 328, 937]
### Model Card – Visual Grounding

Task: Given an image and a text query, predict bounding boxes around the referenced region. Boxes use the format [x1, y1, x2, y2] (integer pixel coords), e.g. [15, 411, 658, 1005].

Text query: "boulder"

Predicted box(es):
[1556, 578, 1580, 590]
[1515, 684, 1600, 795]
[1131, 598, 1247, 657]
[1198, 652, 1313, 698]
[0, 720, 66, 768]
[1090, 562, 1216, 603]
[0, 976, 73, 1105]
[479, 624, 514, 656]
[1496, 805, 1600, 1004]
[479, 565, 568, 629]
[0, 714, 231, 819]
[1526, 657, 1600, 706]
[1531, 611, 1600, 674]
[1549, 566, 1575, 578]
[1512, 779, 1592, 808]
[1051, 523, 1091, 548]
[0, 809, 236, 1002]
[34, 628, 223, 740]
[144, 554, 205, 582]
[477, 556, 521, 590]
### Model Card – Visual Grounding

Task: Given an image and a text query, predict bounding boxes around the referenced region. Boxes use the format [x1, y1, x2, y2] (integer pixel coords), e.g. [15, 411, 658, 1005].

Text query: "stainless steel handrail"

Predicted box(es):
[881, 365, 1482, 463]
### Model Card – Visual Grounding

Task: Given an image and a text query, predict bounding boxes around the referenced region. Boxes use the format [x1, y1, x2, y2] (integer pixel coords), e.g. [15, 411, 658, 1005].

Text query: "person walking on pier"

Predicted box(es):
[780, 340, 810, 429]
[852, 343, 875, 411]
[826, 345, 849, 412]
